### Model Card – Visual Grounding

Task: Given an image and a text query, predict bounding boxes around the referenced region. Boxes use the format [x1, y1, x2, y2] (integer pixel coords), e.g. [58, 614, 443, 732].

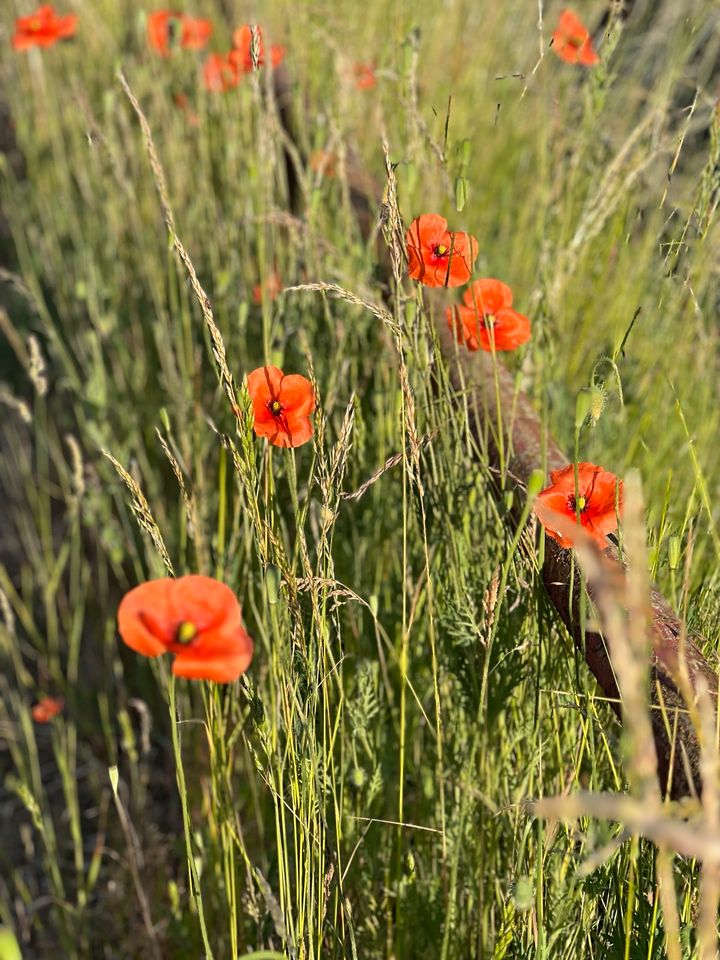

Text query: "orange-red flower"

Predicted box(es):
[446, 279, 531, 352]
[252, 272, 282, 305]
[247, 366, 315, 448]
[180, 15, 212, 50]
[147, 10, 173, 53]
[551, 10, 599, 66]
[173, 91, 200, 126]
[202, 52, 241, 92]
[353, 62, 376, 90]
[309, 150, 337, 178]
[12, 5, 77, 50]
[32, 696, 64, 723]
[118, 576, 253, 683]
[405, 214, 478, 288]
[534, 462, 623, 549]
[231, 24, 285, 72]
[148, 10, 212, 56]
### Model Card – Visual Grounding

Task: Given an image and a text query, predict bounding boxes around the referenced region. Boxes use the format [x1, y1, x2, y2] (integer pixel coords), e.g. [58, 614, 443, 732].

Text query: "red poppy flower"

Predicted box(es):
[247, 366, 315, 448]
[173, 91, 200, 126]
[148, 11, 212, 56]
[446, 278, 531, 352]
[552, 10, 599, 66]
[405, 214, 478, 288]
[181, 15, 212, 50]
[309, 150, 337, 178]
[534, 462, 623, 549]
[202, 52, 241, 92]
[231, 24, 285, 72]
[32, 696, 64, 723]
[118, 576, 253, 683]
[353, 62, 376, 90]
[252, 272, 282, 305]
[13, 5, 77, 50]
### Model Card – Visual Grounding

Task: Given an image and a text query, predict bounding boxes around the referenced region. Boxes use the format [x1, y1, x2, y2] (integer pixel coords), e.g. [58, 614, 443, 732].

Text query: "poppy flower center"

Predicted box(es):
[568, 34, 585, 48]
[30, 17, 42, 31]
[434, 243, 449, 258]
[569, 494, 588, 513]
[176, 621, 198, 644]
[268, 398, 283, 416]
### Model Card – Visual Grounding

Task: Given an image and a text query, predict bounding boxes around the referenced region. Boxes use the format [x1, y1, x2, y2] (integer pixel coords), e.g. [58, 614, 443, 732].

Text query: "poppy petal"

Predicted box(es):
[279, 374, 316, 417]
[489, 309, 531, 350]
[463, 278, 513, 314]
[274, 414, 314, 448]
[172, 645, 253, 682]
[247, 365, 283, 401]
[167, 576, 241, 634]
[118, 580, 175, 656]
[181, 16, 212, 50]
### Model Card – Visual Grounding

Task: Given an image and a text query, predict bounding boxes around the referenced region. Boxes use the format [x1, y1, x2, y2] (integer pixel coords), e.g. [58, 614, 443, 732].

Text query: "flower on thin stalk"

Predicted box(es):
[13, 5, 77, 50]
[405, 214, 478, 288]
[247, 365, 315, 448]
[202, 52, 240, 92]
[32, 696, 64, 723]
[446, 278, 530, 352]
[252, 272, 282, 305]
[118, 576, 253, 683]
[173, 92, 200, 126]
[534, 462, 622, 549]
[353, 62, 376, 90]
[309, 150, 337, 178]
[180, 15, 212, 50]
[551, 10, 599, 66]
[231, 24, 285, 72]
[147, 11, 212, 56]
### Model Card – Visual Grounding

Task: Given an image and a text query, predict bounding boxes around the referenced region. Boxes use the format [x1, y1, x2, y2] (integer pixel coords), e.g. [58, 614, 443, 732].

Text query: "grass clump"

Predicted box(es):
[1, 1, 720, 957]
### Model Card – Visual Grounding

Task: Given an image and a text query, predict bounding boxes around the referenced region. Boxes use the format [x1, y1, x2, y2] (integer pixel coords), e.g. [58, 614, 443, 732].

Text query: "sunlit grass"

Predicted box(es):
[0, 0, 719, 956]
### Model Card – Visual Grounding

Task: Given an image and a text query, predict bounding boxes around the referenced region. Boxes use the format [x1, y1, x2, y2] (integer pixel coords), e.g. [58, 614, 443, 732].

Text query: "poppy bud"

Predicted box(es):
[454, 175, 467, 212]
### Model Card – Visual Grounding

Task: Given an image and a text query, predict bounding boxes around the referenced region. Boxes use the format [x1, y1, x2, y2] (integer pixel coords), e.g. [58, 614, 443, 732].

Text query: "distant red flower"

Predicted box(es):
[534, 462, 623, 548]
[231, 24, 285, 72]
[202, 52, 241, 92]
[147, 10, 173, 53]
[148, 10, 212, 56]
[446, 279, 531, 352]
[32, 696, 64, 723]
[181, 15, 212, 50]
[252, 272, 282, 305]
[13, 5, 77, 50]
[118, 576, 253, 683]
[406, 214, 478, 288]
[552, 10, 599, 66]
[247, 366, 315, 448]
[309, 150, 337, 178]
[173, 92, 200, 126]
[353, 62, 376, 90]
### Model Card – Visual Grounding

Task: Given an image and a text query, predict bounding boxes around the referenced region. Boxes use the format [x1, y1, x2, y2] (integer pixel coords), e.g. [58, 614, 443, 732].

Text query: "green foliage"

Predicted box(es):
[0, 1, 719, 957]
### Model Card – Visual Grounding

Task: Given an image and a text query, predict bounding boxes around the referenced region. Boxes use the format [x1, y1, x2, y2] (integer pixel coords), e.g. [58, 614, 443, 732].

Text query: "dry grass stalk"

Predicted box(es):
[102, 449, 174, 575]
[117, 72, 240, 419]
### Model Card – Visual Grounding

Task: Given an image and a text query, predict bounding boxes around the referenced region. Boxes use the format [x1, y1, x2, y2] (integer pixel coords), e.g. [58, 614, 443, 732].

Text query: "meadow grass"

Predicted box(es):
[1, 0, 720, 956]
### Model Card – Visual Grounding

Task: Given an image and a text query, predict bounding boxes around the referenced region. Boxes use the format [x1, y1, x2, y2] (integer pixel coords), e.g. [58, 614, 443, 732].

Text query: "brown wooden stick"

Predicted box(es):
[272, 63, 719, 799]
